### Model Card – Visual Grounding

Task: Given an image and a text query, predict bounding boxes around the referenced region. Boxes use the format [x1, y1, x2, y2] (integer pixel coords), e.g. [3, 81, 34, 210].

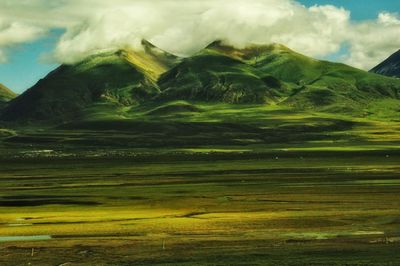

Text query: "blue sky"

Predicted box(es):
[299, 0, 400, 20]
[0, 30, 62, 94]
[0, 0, 399, 94]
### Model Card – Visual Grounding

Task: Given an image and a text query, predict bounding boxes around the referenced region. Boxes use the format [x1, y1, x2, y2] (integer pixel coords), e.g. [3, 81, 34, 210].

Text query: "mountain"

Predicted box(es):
[2, 40, 400, 122]
[1, 41, 179, 122]
[199, 41, 400, 111]
[370, 50, 400, 78]
[157, 47, 284, 104]
[0, 83, 16, 109]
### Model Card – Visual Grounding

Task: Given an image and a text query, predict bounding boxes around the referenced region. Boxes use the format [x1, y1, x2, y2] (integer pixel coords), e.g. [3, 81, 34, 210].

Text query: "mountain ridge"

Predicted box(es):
[2, 41, 400, 122]
[370, 49, 400, 78]
[159, 41, 400, 110]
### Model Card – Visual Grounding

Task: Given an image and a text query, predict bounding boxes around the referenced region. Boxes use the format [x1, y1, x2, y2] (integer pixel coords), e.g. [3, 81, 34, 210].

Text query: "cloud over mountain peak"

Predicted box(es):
[0, 0, 399, 69]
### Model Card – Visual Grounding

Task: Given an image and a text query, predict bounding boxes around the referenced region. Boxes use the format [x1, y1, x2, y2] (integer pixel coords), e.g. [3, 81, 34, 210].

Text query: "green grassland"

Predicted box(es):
[0, 150, 399, 265]
[0, 102, 400, 265]
[2, 101, 399, 152]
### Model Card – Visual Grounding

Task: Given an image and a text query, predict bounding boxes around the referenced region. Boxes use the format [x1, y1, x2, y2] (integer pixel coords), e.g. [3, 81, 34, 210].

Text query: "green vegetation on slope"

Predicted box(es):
[1, 40, 400, 123]
[0, 83, 15, 101]
[0, 40, 180, 122]
[157, 52, 284, 104]
[0, 83, 16, 109]
[0, 51, 161, 122]
[123, 40, 180, 83]
[205, 41, 400, 114]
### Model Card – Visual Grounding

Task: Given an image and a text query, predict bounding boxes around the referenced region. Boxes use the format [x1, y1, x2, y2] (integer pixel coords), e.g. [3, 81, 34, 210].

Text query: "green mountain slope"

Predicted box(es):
[157, 52, 284, 104]
[0, 83, 16, 109]
[1, 42, 178, 122]
[205, 42, 400, 112]
[0, 83, 16, 100]
[2, 41, 400, 123]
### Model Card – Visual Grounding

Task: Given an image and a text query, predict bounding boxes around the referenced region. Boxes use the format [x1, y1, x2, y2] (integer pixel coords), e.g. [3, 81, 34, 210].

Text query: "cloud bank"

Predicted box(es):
[344, 12, 400, 69]
[0, 19, 46, 63]
[0, 0, 399, 69]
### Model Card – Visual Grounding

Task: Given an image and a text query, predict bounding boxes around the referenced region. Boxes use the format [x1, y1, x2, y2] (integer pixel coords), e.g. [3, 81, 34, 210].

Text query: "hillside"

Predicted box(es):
[204, 41, 400, 113]
[0, 83, 16, 109]
[157, 52, 284, 104]
[0, 42, 178, 122]
[2, 41, 400, 122]
[370, 49, 400, 78]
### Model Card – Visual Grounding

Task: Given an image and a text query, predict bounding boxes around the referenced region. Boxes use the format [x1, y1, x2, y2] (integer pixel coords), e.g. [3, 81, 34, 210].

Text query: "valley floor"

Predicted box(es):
[1, 105, 400, 265]
[0, 151, 399, 265]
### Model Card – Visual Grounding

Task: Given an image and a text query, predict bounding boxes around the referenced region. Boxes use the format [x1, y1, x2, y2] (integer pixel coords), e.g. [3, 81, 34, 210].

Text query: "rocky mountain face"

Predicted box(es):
[370, 50, 400, 78]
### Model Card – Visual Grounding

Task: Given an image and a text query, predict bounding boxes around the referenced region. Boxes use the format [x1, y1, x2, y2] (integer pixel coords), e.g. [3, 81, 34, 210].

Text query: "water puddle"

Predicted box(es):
[0, 235, 52, 242]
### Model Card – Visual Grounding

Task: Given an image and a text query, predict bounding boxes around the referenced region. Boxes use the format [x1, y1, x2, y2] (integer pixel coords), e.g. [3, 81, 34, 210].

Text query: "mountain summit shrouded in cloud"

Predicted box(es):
[0, 0, 399, 69]
[2, 40, 400, 122]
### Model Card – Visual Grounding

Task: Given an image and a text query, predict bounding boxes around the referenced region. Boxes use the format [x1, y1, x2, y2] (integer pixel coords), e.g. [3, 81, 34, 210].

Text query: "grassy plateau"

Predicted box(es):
[1, 103, 400, 265]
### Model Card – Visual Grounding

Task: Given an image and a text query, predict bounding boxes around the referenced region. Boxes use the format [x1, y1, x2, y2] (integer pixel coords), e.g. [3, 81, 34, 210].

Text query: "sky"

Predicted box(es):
[299, 0, 400, 20]
[0, 0, 399, 94]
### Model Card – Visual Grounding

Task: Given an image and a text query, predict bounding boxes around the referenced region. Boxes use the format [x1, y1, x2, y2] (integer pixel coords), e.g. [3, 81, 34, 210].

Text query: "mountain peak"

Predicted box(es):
[141, 39, 157, 49]
[206, 40, 289, 51]
[0, 41, 182, 121]
[3, 39, 400, 122]
[140, 39, 178, 62]
[65, 40, 179, 84]
[203, 40, 292, 62]
[205, 40, 225, 49]
[370, 49, 400, 78]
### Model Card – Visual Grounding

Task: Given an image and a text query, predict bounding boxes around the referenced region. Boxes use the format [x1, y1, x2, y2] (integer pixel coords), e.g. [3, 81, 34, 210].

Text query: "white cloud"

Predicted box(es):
[344, 12, 400, 69]
[0, 19, 47, 63]
[50, 0, 353, 64]
[378, 12, 400, 26]
[0, 0, 399, 70]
